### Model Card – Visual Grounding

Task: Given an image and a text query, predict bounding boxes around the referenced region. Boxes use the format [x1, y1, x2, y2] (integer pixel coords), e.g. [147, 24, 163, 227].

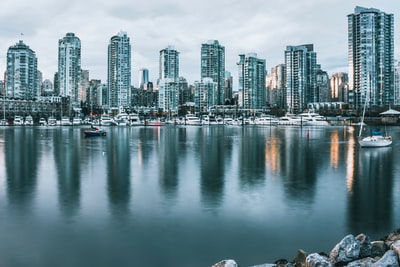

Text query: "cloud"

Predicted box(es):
[0, 0, 399, 87]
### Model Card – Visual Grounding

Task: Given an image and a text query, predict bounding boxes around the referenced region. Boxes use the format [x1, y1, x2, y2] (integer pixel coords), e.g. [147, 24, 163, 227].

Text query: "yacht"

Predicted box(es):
[298, 111, 330, 126]
[277, 114, 302, 126]
[24, 115, 34, 126]
[72, 117, 82, 125]
[185, 115, 202, 126]
[254, 115, 279, 126]
[115, 112, 129, 126]
[100, 115, 117, 126]
[129, 113, 143, 126]
[13, 116, 24, 126]
[61, 117, 72, 126]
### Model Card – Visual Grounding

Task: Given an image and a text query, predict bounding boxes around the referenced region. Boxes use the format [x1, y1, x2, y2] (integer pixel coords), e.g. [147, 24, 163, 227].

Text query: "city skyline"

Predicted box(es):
[0, 0, 399, 88]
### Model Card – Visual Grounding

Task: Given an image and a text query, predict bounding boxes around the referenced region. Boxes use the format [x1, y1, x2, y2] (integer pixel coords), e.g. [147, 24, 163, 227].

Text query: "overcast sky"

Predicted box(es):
[1, 0, 399, 88]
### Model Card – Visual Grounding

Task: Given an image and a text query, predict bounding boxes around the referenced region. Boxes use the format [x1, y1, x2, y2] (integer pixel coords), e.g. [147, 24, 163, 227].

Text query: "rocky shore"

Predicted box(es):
[212, 229, 400, 267]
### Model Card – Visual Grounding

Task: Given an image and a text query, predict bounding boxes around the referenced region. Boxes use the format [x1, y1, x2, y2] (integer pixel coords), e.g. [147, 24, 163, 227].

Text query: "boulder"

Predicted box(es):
[371, 241, 387, 257]
[305, 253, 333, 267]
[345, 257, 376, 266]
[356, 234, 372, 258]
[329, 234, 361, 265]
[372, 250, 399, 267]
[212, 259, 238, 267]
[391, 240, 400, 258]
[293, 249, 307, 267]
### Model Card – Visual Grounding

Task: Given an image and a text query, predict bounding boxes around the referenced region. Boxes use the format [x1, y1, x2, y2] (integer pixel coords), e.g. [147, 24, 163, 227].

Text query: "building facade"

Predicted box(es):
[6, 40, 38, 100]
[138, 68, 149, 89]
[108, 31, 131, 110]
[284, 44, 317, 113]
[201, 40, 225, 105]
[159, 46, 179, 82]
[330, 72, 349, 103]
[58, 33, 81, 104]
[348, 6, 394, 109]
[237, 53, 266, 110]
[266, 64, 286, 108]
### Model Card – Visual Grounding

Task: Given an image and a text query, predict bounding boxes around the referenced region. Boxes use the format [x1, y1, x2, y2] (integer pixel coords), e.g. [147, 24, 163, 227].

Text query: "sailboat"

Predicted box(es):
[358, 95, 392, 147]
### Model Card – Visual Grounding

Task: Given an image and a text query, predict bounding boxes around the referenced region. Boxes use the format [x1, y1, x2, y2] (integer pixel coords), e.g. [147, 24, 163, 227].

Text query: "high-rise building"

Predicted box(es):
[138, 68, 149, 89]
[284, 44, 317, 113]
[194, 78, 217, 114]
[201, 40, 225, 105]
[394, 61, 400, 106]
[237, 53, 266, 110]
[348, 6, 394, 108]
[159, 46, 179, 82]
[58, 33, 81, 104]
[330, 72, 349, 103]
[224, 71, 233, 105]
[266, 64, 285, 108]
[108, 31, 131, 109]
[6, 40, 38, 99]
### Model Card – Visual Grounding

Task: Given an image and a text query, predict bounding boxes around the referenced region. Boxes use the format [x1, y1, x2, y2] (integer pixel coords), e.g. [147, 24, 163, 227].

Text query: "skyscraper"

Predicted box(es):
[159, 46, 179, 82]
[284, 44, 317, 113]
[108, 31, 131, 109]
[138, 68, 149, 89]
[158, 46, 180, 112]
[348, 6, 394, 108]
[58, 32, 81, 103]
[237, 53, 266, 110]
[201, 40, 225, 105]
[6, 40, 38, 99]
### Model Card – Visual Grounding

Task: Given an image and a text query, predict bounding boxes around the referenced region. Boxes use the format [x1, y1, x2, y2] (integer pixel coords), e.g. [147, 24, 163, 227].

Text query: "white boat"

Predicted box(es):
[100, 115, 117, 126]
[48, 117, 57, 126]
[277, 114, 302, 126]
[298, 111, 330, 126]
[39, 118, 47, 126]
[72, 117, 82, 125]
[358, 96, 392, 148]
[24, 115, 34, 126]
[129, 113, 143, 126]
[115, 113, 129, 126]
[13, 116, 24, 126]
[254, 115, 279, 126]
[185, 115, 202, 126]
[61, 117, 72, 126]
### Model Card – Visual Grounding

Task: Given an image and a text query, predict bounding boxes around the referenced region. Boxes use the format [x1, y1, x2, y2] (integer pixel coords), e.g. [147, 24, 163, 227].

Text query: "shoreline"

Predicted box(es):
[212, 229, 400, 267]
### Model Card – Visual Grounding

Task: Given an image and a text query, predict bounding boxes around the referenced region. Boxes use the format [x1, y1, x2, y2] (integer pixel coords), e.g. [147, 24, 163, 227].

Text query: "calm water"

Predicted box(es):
[0, 125, 400, 267]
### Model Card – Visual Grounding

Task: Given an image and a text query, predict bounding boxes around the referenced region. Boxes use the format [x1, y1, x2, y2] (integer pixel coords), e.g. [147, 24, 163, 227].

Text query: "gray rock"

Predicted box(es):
[346, 257, 376, 266]
[293, 249, 307, 267]
[356, 233, 372, 258]
[211, 259, 238, 267]
[305, 253, 333, 267]
[329, 234, 361, 265]
[391, 240, 400, 258]
[249, 264, 277, 267]
[371, 241, 387, 257]
[372, 250, 399, 267]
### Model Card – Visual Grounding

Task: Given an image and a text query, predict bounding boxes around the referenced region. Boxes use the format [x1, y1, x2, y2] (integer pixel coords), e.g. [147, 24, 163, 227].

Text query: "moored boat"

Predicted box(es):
[83, 126, 106, 137]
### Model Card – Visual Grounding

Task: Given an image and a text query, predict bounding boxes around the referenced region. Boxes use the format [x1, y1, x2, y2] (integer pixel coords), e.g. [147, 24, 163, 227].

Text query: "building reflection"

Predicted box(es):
[239, 127, 267, 187]
[158, 127, 180, 199]
[199, 127, 230, 207]
[347, 146, 394, 234]
[53, 128, 82, 219]
[4, 128, 39, 212]
[277, 128, 318, 204]
[106, 128, 131, 219]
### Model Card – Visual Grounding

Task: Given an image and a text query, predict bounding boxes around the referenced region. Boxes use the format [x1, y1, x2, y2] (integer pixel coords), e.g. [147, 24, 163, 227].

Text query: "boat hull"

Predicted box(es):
[358, 136, 392, 147]
[84, 129, 106, 137]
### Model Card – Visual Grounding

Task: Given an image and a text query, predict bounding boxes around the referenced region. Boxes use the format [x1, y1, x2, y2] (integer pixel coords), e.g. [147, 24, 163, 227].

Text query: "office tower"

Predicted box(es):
[6, 40, 38, 99]
[78, 69, 89, 103]
[58, 32, 81, 103]
[194, 78, 217, 114]
[284, 44, 317, 113]
[42, 79, 54, 96]
[138, 68, 149, 89]
[158, 78, 179, 112]
[348, 6, 394, 108]
[108, 31, 131, 109]
[237, 53, 266, 110]
[159, 46, 179, 82]
[394, 61, 400, 106]
[316, 66, 330, 103]
[201, 40, 225, 105]
[266, 64, 285, 108]
[224, 71, 233, 105]
[330, 72, 349, 103]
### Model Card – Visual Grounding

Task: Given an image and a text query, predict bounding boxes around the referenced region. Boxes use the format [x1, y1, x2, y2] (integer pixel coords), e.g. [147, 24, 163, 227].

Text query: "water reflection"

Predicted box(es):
[199, 126, 231, 207]
[106, 128, 131, 219]
[347, 146, 394, 235]
[5, 128, 39, 212]
[53, 128, 82, 219]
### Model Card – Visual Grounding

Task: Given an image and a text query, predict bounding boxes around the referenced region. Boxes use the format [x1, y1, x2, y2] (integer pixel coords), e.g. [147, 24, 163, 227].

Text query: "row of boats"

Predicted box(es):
[2, 111, 332, 127]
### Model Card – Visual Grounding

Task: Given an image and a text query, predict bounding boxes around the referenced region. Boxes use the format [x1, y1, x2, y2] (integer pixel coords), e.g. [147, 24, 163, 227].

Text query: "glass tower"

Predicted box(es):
[348, 6, 394, 109]
[6, 40, 38, 100]
[58, 33, 81, 103]
[107, 31, 131, 109]
[159, 46, 179, 82]
[201, 40, 225, 105]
